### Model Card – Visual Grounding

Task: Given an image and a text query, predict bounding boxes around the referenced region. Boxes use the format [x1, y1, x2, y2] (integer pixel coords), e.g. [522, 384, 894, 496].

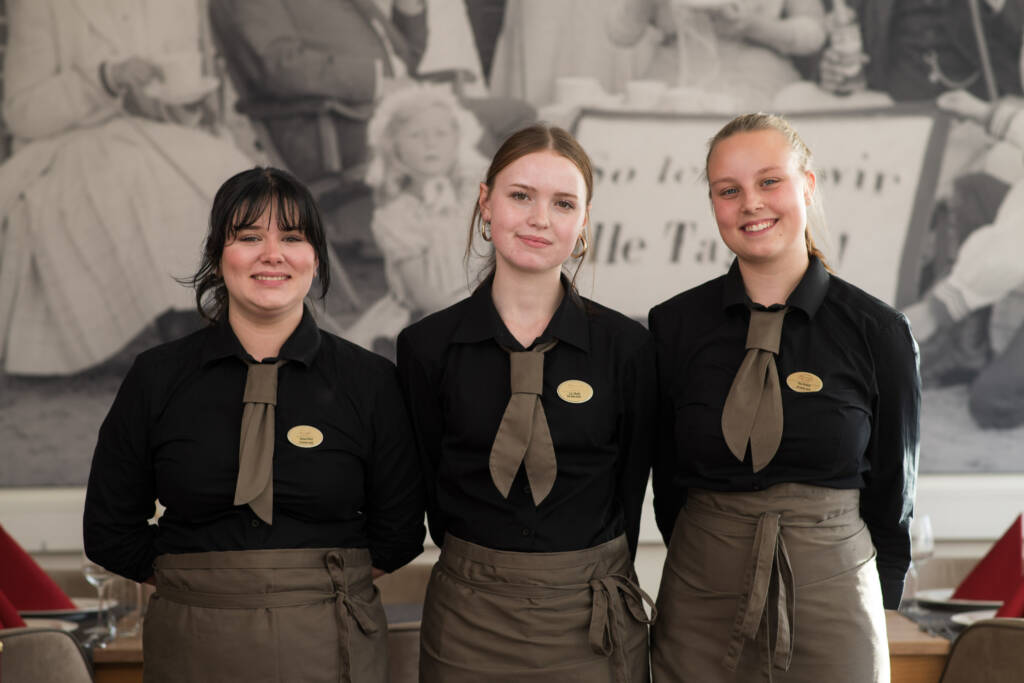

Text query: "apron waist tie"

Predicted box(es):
[588, 573, 657, 683]
[325, 550, 379, 683]
[722, 512, 796, 679]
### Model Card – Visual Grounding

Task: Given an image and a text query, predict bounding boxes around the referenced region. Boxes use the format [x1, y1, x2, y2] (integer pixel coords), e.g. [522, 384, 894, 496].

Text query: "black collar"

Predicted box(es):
[200, 306, 322, 367]
[452, 274, 590, 352]
[722, 255, 829, 318]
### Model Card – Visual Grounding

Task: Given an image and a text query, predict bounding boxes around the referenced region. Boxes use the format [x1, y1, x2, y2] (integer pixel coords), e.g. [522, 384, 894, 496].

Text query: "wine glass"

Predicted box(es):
[80, 553, 117, 646]
[904, 515, 936, 608]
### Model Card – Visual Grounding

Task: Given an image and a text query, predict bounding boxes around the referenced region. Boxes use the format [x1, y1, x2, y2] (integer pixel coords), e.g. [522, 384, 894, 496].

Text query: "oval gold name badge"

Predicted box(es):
[557, 380, 593, 404]
[786, 372, 823, 393]
[287, 425, 324, 448]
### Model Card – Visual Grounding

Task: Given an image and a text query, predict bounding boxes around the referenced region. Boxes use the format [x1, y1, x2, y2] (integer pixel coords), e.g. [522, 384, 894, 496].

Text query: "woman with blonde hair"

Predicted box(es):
[649, 112, 920, 681]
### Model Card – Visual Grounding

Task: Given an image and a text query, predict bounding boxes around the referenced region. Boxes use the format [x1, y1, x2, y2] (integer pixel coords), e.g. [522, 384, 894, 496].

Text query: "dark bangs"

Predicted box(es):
[190, 167, 332, 322]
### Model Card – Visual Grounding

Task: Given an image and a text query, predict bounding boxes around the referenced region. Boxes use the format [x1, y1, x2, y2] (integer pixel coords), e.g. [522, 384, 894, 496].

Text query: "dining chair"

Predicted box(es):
[0, 627, 93, 682]
[939, 617, 1024, 682]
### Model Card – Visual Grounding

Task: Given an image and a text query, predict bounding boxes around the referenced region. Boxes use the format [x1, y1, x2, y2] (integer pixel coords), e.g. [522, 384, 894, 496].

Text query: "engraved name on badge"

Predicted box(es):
[557, 379, 594, 404]
[786, 372, 823, 393]
[287, 425, 324, 448]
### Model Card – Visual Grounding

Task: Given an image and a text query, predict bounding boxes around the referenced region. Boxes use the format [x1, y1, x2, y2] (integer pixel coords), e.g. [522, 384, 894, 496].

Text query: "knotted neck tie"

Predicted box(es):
[234, 359, 287, 524]
[721, 308, 788, 472]
[489, 340, 558, 506]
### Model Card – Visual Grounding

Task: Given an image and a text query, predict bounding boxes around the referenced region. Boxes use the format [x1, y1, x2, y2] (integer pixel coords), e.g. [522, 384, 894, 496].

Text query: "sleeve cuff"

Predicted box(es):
[98, 62, 122, 98]
[880, 575, 905, 610]
[370, 543, 423, 573]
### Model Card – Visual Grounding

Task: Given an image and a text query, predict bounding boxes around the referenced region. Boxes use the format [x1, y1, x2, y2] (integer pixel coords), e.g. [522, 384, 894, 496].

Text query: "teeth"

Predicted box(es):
[744, 220, 775, 232]
[254, 275, 288, 281]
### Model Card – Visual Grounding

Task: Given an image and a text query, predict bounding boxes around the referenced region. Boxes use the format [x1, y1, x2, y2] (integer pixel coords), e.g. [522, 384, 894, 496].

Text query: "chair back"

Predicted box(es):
[0, 627, 93, 682]
[939, 618, 1024, 683]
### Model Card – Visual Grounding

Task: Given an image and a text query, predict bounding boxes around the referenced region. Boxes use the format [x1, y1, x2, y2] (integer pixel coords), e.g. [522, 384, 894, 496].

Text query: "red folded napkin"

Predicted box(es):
[995, 578, 1024, 617]
[0, 523, 76, 611]
[0, 588, 26, 628]
[952, 514, 1023, 602]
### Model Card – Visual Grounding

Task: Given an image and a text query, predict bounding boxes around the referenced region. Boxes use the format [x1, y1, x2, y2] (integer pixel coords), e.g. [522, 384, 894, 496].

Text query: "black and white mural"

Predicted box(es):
[2, 0, 1023, 487]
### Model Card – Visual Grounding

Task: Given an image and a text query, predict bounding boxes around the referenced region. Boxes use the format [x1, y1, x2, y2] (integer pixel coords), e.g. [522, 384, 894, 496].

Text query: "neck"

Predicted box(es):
[228, 305, 303, 361]
[738, 250, 810, 307]
[491, 265, 565, 348]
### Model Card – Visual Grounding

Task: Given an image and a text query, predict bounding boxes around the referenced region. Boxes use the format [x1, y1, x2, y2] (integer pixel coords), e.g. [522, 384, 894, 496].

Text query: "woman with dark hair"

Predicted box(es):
[648, 113, 920, 681]
[84, 167, 425, 683]
[397, 124, 656, 682]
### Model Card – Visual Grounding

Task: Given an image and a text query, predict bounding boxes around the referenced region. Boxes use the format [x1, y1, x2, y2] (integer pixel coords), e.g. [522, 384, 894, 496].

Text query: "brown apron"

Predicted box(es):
[143, 547, 387, 683]
[651, 484, 888, 683]
[420, 534, 654, 683]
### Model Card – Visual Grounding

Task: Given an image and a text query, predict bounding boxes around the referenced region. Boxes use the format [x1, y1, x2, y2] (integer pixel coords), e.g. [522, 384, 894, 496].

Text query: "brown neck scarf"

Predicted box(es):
[721, 308, 788, 472]
[489, 340, 558, 506]
[234, 359, 287, 524]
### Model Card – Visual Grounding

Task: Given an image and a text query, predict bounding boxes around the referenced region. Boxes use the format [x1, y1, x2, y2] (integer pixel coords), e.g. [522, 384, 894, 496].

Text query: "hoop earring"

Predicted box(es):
[480, 219, 492, 242]
[571, 232, 588, 259]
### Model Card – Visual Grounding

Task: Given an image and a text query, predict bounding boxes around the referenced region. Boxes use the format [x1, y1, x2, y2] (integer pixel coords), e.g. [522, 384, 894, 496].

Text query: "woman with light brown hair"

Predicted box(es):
[397, 124, 656, 682]
[649, 113, 920, 681]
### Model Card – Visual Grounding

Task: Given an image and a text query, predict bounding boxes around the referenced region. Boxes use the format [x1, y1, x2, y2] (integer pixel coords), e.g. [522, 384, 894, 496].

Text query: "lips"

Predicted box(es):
[252, 273, 290, 281]
[517, 234, 552, 247]
[741, 218, 777, 233]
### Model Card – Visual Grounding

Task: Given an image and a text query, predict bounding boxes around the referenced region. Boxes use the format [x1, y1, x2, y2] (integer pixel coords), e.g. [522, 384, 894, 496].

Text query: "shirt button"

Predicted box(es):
[523, 483, 531, 494]
[752, 481, 762, 491]
[251, 519, 260, 528]
[521, 528, 531, 537]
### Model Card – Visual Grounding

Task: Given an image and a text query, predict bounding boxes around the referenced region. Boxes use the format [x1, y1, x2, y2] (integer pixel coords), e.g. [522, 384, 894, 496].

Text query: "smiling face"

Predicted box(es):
[219, 204, 317, 324]
[707, 129, 815, 272]
[479, 150, 589, 277]
[394, 104, 459, 178]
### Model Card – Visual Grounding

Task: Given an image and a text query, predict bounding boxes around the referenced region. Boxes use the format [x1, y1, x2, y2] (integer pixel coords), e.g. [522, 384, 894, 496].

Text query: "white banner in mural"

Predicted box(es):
[574, 108, 947, 316]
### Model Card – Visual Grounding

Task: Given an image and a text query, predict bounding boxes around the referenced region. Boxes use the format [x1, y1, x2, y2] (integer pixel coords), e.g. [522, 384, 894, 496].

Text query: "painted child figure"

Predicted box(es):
[345, 84, 489, 354]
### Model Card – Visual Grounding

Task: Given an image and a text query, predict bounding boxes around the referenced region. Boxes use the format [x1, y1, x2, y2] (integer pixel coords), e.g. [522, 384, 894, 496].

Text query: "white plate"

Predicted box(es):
[143, 76, 219, 105]
[916, 588, 1004, 609]
[19, 597, 109, 618]
[951, 609, 999, 627]
[22, 617, 79, 632]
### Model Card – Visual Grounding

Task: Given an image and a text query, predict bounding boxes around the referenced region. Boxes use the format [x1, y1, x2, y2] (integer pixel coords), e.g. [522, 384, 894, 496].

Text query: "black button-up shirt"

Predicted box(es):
[648, 257, 920, 608]
[84, 308, 425, 582]
[396, 277, 655, 556]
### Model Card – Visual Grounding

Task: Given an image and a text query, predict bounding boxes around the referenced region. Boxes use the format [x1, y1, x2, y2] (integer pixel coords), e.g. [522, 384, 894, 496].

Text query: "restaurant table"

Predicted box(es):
[887, 609, 952, 683]
[89, 609, 950, 683]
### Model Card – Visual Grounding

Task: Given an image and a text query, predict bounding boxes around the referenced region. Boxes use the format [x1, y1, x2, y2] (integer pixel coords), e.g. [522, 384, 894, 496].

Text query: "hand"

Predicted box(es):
[903, 298, 940, 343]
[819, 46, 869, 94]
[936, 89, 993, 125]
[122, 86, 169, 122]
[372, 567, 387, 579]
[107, 56, 164, 94]
[709, 2, 755, 40]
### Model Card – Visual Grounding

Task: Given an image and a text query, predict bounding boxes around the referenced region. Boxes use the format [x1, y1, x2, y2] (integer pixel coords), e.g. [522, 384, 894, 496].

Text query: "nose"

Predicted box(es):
[741, 189, 764, 213]
[529, 202, 550, 228]
[260, 237, 284, 262]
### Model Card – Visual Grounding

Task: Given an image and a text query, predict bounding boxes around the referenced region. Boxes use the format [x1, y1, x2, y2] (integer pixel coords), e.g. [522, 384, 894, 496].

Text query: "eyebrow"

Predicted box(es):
[710, 165, 786, 186]
[509, 182, 579, 200]
[232, 222, 302, 232]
